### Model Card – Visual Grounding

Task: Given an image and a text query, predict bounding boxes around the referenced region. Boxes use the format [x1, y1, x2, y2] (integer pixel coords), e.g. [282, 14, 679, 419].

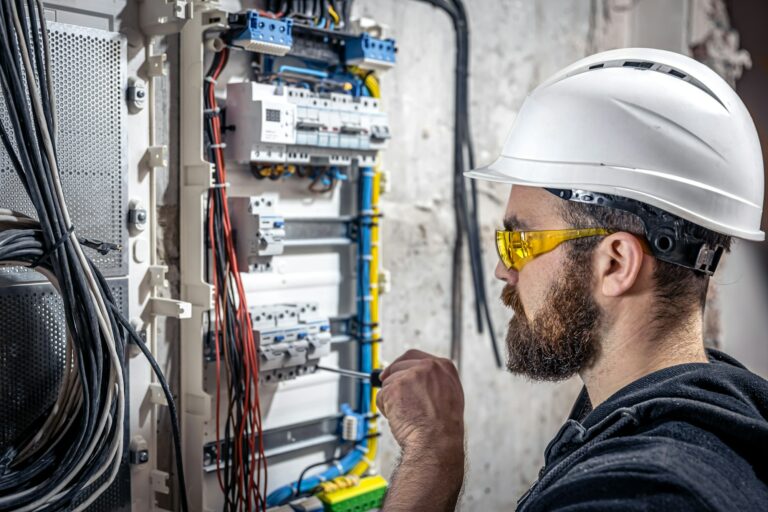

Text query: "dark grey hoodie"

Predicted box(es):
[518, 349, 768, 511]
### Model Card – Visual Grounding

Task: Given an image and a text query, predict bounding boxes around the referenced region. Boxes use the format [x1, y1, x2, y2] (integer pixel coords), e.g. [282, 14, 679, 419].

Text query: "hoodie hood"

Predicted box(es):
[543, 349, 768, 480]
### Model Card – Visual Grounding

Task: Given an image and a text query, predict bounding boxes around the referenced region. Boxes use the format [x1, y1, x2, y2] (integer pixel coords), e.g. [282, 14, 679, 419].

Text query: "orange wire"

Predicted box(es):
[208, 50, 227, 497]
[207, 47, 269, 508]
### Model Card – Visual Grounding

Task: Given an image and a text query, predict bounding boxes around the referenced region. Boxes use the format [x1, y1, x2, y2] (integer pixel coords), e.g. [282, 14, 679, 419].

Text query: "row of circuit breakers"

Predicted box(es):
[221, 13, 393, 391]
[227, 83, 389, 167]
[205, 301, 332, 383]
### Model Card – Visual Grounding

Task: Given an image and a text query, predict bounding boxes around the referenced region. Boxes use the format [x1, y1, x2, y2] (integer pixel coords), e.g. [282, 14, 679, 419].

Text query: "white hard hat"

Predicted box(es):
[467, 48, 765, 241]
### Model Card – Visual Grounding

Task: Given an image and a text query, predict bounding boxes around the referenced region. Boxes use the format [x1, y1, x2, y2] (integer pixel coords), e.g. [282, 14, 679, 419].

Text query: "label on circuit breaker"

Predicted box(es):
[257, 320, 330, 345]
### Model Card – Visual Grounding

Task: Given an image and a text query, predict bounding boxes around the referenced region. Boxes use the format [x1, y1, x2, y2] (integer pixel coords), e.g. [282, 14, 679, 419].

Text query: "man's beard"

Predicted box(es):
[501, 260, 602, 381]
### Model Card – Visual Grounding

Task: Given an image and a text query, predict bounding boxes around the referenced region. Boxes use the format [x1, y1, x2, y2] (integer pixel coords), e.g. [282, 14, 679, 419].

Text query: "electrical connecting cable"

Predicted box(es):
[204, 46, 268, 511]
[413, 0, 502, 368]
[268, 0, 355, 29]
[350, 76, 382, 478]
[0, 2, 187, 510]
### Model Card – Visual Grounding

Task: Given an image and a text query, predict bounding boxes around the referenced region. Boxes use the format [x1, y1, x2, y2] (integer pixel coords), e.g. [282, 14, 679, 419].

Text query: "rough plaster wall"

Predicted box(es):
[351, 1, 596, 509]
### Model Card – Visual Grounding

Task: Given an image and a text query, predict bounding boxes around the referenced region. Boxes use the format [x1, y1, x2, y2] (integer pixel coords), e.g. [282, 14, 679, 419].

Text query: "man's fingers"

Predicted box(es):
[380, 349, 437, 380]
[380, 360, 423, 381]
[375, 388, 386, 417]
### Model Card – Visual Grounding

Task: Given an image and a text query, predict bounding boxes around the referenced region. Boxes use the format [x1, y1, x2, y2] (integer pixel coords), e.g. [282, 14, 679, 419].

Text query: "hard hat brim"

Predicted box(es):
[466, 157, 766, 242]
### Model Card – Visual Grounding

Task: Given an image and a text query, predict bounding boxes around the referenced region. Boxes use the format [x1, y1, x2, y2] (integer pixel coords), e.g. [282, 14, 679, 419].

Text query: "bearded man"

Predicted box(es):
[376, 49, 768, 511]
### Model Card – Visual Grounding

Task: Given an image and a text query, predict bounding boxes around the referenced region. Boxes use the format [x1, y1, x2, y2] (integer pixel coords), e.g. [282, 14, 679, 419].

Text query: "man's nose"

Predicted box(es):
[495, 260, 519, 286]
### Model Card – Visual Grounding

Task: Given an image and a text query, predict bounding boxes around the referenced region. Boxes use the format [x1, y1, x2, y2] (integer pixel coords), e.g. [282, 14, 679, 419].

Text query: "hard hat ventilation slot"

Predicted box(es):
[622, 61, 654, 69]
[572, 59, 725, 110]
[667, 69, 686, 79]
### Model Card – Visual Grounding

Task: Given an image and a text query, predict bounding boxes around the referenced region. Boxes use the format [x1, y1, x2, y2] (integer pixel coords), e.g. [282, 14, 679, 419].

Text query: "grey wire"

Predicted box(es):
[0, 3, 124, 509]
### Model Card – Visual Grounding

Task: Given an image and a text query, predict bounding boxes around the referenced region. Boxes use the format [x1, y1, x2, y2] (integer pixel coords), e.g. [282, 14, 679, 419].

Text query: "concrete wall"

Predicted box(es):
[349, 1, 763, 510]
[352, 1, 593, 509]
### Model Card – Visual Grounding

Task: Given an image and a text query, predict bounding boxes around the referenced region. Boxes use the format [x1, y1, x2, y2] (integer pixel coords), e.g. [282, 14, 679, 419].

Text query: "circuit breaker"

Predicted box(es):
[227, 82, 390, 167]
[179, 4, 396, 512]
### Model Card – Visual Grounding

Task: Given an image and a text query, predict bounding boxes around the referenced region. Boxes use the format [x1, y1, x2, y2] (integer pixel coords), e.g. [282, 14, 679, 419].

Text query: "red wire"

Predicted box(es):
[208, 51, 227, 498]
[207, 47, 268, 510]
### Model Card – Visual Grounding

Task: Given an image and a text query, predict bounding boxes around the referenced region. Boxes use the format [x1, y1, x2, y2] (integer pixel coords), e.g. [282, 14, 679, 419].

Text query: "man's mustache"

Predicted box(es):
[501, 285, 526, 318]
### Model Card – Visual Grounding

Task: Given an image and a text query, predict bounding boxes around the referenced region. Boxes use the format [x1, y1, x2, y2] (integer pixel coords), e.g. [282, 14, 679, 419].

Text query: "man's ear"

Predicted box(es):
[593, 232, 648, 297]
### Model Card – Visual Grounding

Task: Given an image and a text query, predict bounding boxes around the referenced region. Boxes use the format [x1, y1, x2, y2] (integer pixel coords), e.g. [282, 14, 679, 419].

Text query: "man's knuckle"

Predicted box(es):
[437, 357, 454, 370]
[402, 348, 422, 359]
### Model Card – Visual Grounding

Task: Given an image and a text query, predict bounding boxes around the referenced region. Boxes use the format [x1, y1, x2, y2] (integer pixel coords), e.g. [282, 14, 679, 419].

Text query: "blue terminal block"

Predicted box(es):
[231, 12, 293, 56]
[344, 33, 396, 71]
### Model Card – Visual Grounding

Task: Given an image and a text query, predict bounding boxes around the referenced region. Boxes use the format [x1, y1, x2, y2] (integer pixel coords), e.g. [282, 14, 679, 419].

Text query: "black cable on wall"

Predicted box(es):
[413, 0, 502, 368]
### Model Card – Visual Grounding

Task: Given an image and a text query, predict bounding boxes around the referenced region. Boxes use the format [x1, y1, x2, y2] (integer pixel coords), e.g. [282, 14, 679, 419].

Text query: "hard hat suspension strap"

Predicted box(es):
[546, 188, 725, 275]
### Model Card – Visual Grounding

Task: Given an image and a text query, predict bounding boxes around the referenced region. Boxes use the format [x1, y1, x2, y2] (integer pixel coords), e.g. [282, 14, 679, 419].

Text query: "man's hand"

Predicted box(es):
[377, 349, 465, 511]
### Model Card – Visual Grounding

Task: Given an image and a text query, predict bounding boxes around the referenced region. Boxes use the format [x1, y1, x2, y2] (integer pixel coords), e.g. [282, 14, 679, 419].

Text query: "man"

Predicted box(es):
[376, 48, 768, 511]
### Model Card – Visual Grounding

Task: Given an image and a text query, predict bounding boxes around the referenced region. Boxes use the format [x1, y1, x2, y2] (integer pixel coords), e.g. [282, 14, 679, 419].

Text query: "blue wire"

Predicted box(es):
[266, 167, 377, 507]
[265, 448, 366, 506]
[277, 65, 329, 79]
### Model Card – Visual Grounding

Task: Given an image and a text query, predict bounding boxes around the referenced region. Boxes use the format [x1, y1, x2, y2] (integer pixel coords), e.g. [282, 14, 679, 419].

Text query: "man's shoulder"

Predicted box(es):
[573, 431, 744, 476]
[529, 433, 767, 511]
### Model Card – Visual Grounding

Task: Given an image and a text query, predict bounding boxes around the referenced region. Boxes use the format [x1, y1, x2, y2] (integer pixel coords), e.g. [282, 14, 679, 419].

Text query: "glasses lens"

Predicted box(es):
[496, 231, 513, 269]
[497, 231, 537, 271]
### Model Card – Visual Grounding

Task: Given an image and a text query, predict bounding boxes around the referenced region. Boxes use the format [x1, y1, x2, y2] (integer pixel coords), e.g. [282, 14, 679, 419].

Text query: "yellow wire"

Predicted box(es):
[327, 4, 341, 24]
[349, 66, 381, 99]
[364, 75, 380, 99]
[348, 66, 383, 479]
[350, 161, 382, 477]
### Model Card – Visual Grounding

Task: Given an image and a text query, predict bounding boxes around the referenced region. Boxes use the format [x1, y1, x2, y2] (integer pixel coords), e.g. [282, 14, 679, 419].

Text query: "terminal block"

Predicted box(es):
[340, 403, 366, 442]
[317, 475, 388, 512]
[253, 303, 332, 383]
[228, 11, 293, 56]
[344, 33, 396, 71]
[226, 82, 388, 167]
[230, 194, 285, 273]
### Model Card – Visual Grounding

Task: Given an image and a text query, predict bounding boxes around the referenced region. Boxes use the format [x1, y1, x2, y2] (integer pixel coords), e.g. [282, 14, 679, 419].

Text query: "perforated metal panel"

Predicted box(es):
[0, 19, 131, 512]
[0, 278, 130, 511]
[0, 21, 127, 280]
[0, 278, 128, 448]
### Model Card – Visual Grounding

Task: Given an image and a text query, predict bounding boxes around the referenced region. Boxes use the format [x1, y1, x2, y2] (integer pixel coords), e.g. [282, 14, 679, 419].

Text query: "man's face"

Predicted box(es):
[495, 186, 602, 381]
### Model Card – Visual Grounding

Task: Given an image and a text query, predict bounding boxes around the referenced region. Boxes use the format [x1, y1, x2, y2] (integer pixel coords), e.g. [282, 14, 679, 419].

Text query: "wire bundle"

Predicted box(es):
[250, 164, 347, 193]
[0, 1, 187, 510]
[204, 47, 269, 511]
[264, 0, 355, 29]
[416, 0, 502, 368]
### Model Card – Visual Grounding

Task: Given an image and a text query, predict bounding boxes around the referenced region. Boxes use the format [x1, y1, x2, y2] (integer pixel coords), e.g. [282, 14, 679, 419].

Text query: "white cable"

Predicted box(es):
[5, 3, 124, 509]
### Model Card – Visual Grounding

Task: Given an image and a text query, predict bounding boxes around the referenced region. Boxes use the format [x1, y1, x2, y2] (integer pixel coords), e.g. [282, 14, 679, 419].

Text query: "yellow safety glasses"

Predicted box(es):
[496, 228, 612, 271]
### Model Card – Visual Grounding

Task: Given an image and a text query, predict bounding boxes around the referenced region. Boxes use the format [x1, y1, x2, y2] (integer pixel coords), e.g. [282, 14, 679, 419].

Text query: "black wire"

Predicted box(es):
[412, 0, 502, 368]
[108, 301, 189, 512]
[0, 1, 190, 509]
[451, 0, 502, 367]
[205, 47, 269, 511]
[295, 457, 341, 498]
[0, 3, 98, 504]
